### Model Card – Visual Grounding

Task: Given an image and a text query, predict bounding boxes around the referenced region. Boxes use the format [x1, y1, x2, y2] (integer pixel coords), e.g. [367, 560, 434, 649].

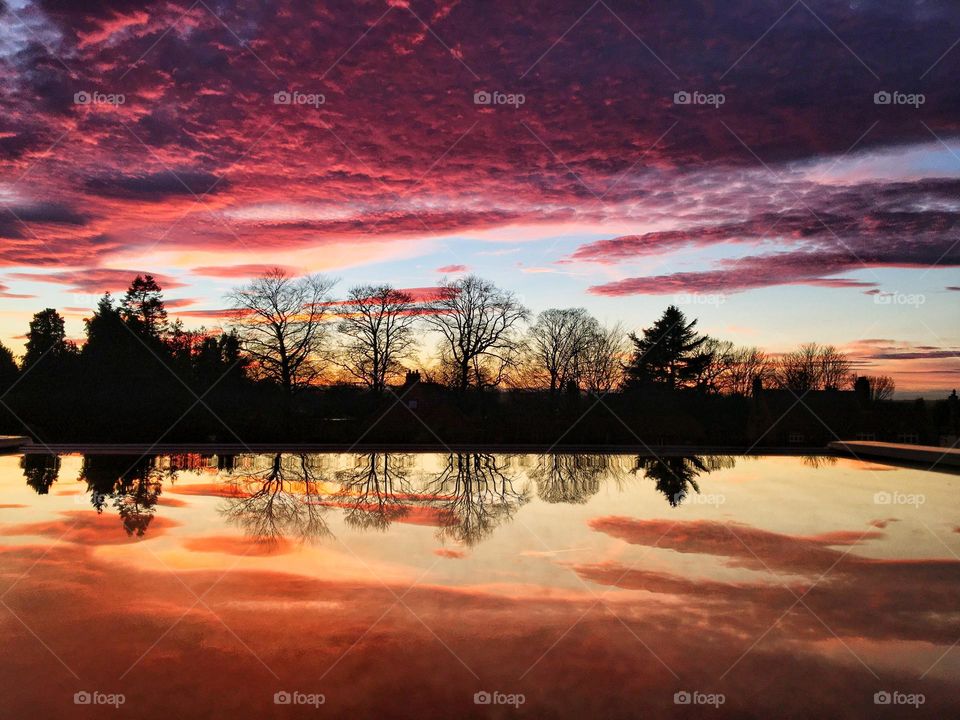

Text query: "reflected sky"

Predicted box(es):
[0, 452, 958, 718]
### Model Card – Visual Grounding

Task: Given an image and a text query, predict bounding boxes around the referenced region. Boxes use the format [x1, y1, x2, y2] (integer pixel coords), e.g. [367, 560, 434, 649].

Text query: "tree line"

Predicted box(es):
[1, 268, 895, 402]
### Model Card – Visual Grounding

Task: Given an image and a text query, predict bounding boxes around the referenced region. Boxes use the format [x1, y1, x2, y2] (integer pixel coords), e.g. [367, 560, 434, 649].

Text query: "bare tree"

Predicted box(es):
[866, 374, 896, 401]
[721, 346, 770, 396]
[424, 275, 529, 391]
[227, 269, 337, 395]
[819, 345, 851, 390]
[773, 342, 850, 393]
[336, 285, 419, 394]
[697, 343, 773, 396]
[694, 338, 736, 393]
[525, 308, 597, 392]
[580, 322, 627, 394]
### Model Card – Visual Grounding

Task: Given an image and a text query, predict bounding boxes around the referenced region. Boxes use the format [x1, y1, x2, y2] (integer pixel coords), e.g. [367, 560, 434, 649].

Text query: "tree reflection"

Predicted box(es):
[19, 451, 744, 545]
[21, 454, 61, 495]
[802, 455, 838, 469]
[634, 455, 735, 506]
[334, 453, 413, 531]
[221, 453, 331, 545]
[426, 454, 529, 546]
[530, 454, 626, 504]
[79, 454, 164, 536]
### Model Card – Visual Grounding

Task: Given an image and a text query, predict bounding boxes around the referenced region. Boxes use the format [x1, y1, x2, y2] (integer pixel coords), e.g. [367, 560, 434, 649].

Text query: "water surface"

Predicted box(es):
[1, 452, 957, 718]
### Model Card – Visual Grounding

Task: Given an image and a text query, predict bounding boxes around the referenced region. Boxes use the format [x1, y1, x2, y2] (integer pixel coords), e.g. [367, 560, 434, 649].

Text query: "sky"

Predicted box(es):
[0, 0, 958, 394]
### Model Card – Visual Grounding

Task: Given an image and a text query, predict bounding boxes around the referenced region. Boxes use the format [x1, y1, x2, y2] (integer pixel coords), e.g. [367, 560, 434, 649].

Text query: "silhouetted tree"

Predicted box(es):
[581, 322, 627, 393]
[336, 285, 419, 394]
[23, 308, 74, 369]
[866, 374, 896, 401]
[82, 294, 128, 363]
[693, 338, 735, 393]
[525, 308, 597, 392]
[720, 346, 770, 396]
[120, 275, 168, 340]
[227, 269, 337, 395]
[624, 305, 713, 390]
[0, 341, 18, 391]
[168, 322, 247, 390]
[425, 275, 528, 391]
[774, 343, 851, 393]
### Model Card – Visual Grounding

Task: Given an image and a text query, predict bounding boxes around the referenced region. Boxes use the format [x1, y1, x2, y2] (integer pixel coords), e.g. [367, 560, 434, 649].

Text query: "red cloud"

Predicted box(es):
[4, 0, 960, 278]
[191, 264, 297, 279]
[8, 269, 185, 294]
[0, 510, 179, 545]
[183, 535, 293, 556]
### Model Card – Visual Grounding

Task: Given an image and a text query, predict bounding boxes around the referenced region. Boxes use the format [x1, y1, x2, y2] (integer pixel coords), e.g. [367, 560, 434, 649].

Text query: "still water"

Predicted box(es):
[0, 452, 957, 718]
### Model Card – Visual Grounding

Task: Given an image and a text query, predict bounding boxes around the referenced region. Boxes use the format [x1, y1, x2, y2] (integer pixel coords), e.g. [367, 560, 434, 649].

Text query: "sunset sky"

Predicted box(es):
[0, 0, 958, 393]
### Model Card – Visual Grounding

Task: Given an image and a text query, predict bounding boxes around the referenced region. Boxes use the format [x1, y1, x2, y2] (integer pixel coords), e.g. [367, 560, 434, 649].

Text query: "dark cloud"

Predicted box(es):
[84, 170, 226, 199]
[0, 0, 958, 315]
[582, 179, 960, 293]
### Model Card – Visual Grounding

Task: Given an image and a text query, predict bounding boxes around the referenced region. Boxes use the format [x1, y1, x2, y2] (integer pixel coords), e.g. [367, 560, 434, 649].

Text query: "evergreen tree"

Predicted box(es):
[23, 308, 72, 369]
[120, 275, 168, 340]
[624, 305, 713, 390]
[83, 294, 127, 362]
[0, 341, 18, 390]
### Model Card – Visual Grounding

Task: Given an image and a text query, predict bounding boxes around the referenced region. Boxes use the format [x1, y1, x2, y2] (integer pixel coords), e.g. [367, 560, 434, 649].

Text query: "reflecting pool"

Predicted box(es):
[1, 452, 957, 718]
